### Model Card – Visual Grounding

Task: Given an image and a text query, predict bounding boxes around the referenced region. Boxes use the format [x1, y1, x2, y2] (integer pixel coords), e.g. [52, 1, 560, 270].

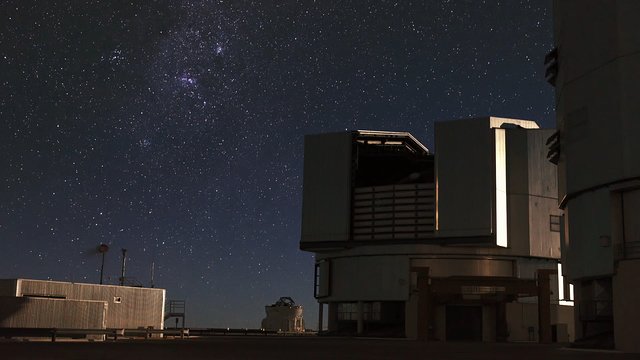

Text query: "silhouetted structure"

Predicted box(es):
[165, 299, 186, 329]
[301, 118, 574, 341]
[547, 0, 640, 353]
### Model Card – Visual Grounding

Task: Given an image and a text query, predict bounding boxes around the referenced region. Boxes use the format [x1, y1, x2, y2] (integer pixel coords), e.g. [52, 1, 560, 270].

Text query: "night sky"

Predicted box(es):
[0, 0, 553, 328]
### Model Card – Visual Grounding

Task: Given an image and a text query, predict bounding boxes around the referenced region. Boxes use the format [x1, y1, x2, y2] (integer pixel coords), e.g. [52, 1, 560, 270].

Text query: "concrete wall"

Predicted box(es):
[482, 305, 497, 342]
[555, 304, 575, 343]
[404, 292, 419, 339]
[506, 302, 538, 342]
[505, 303, 574, 343]
[613, 259, 640, 353]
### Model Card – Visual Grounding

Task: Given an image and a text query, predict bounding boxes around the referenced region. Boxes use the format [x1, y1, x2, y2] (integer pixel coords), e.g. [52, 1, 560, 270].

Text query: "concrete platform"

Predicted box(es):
[0, 336, 637, 360]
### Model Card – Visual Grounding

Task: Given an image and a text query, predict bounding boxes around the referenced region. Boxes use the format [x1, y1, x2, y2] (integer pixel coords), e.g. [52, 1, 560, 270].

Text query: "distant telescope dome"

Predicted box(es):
[261, 297, 305, 333]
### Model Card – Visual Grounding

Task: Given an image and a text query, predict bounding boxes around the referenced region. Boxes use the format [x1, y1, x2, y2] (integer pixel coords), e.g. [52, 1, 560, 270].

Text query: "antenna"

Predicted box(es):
[119, 248, 127, 286]
[150, 261, 155, 288]
[98, 244, 109, 285]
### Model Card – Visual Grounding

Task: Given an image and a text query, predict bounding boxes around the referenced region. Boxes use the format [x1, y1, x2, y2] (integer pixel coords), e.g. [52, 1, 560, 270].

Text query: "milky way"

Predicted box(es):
[0, 0, 553, 327]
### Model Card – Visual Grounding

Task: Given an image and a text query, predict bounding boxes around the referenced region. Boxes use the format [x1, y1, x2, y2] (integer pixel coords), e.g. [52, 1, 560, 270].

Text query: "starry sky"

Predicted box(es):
[0, 0, 553, 328]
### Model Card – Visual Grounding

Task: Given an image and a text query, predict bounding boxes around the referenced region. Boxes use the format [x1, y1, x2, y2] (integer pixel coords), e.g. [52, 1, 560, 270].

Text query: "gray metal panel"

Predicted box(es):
[435, 118, 494, 238]
[525, 129, 557, 199]
[525, 130, 561, 258]
[16, 280, 165, 329]
[301, 132, 353, 244]
[410, 258, 514, 278]
[505, 128, 561, 259]
[564, 189, 614, 279]
[327, 256, 409, 302]
[528, 196, 561, 259]
[102, 286, 165, 329]
[0, 296, 106, 329]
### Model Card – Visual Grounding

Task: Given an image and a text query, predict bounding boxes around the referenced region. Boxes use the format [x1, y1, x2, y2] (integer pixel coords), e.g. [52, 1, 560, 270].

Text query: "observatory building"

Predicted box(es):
[0, 278, 165, 333]
[546, 0, 640, 352]
[300, 117, 574, 342]
[261, 297, 305, 333]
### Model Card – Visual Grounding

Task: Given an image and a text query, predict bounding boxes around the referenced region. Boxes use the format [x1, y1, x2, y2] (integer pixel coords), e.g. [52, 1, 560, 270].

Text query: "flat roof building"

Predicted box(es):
[301, 117, 573, 342]
[0, 278, 165, 333]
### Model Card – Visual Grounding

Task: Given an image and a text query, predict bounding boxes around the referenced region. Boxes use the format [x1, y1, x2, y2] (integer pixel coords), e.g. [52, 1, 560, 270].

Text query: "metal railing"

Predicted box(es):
[0, 327, 313, 342]
[0, 327, 190, 342]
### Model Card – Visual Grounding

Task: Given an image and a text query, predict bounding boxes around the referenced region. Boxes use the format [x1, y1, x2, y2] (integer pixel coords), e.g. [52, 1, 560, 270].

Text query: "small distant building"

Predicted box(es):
[0, 278, 165, 331]
[300, 117, 574, 341]
[261, 297, 305, 333]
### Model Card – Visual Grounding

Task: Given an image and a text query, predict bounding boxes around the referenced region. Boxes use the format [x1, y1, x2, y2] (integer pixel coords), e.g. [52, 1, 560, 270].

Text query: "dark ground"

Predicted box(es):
[0, 336, 638, 360]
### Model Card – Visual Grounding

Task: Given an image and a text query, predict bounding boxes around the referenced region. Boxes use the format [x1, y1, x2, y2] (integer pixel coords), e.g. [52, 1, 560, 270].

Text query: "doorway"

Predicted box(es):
[446, 305, 483, 341]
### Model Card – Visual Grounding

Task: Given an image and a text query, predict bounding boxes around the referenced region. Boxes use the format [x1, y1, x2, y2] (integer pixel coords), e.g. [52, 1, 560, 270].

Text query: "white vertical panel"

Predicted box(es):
[557, 263, 565, 300]
[161, 289, 166, 330]
[495, 129, 508, 247]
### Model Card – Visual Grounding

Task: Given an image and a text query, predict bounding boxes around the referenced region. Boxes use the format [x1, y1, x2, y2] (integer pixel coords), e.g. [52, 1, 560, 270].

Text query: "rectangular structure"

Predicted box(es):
[0, 297, 107, 329]
[435, 117, 542, 248]
[352, 183, 435, 241]
[301, 132, 353, 245]
[0, 279, 165, 330]
[301, 121, 572, 341]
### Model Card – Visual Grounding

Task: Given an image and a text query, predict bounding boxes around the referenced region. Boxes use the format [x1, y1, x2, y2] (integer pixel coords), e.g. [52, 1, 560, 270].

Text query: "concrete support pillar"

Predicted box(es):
[537, 269, 555, 344]
[414, 267, 431, 341]
[318, 303, 324, 332]
[496, 302, 508, 342]
[328, 302, 338, 332]
[357, 301, 364, 335]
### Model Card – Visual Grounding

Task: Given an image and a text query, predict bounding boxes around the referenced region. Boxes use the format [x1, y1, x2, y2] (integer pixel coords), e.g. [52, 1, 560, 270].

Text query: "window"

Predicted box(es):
[337, 302, 381, 321]
[337, 303, 357, 321]
[314, 261, 330, 298]
[550, 215, 561, 232]
[364, 302, 381, 321]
